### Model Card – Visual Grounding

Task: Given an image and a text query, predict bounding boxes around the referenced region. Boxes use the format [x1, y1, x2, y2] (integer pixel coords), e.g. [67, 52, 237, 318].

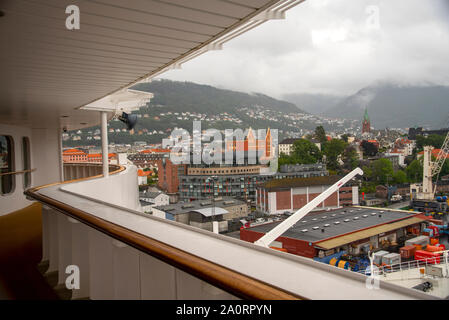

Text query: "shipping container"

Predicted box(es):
[415, 250, 440, 264]
[430, 238, 439, 245]
[405, 235, 430, 247]
[425, 245, 441, 252]
[382, 253, 401, 266]
[373, 250, 389, 265]
[400, 245, 416, 259]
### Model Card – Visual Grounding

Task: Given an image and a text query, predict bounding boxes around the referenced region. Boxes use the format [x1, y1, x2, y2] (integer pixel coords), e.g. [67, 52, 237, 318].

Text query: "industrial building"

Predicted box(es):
[152, 197, 249, 233]
[240, 207, 429, 259]
[256, 175, 358, 215]
[178, 161, 328, 203]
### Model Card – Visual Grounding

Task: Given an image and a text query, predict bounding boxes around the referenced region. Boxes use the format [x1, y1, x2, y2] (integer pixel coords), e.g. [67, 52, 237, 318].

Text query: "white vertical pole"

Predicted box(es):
[101, 111, 109, 178]
[58, 128, 64, 181]
[337, 188, 340, 207]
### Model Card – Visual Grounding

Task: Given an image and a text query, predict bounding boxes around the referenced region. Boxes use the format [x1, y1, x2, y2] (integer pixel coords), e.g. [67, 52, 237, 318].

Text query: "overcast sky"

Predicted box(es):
[158, 0, 449, 98]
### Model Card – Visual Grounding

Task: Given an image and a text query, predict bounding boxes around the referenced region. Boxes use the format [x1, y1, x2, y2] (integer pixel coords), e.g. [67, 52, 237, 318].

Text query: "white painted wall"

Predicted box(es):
[61, 165, 141, 211]
[268, 192, 276, 214]
[0, 124, 62, 215]
[352, 186, 359, 205]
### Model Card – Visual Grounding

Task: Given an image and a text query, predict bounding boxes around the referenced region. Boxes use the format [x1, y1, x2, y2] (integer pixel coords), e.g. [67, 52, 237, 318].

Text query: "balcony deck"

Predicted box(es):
[0, 202, 58, 299]
[2, 163, 436, 300]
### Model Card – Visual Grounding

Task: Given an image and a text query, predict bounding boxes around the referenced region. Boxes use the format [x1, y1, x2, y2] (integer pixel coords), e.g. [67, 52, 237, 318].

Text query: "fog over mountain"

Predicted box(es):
[282, 93, 345, 115]
[323, 83, 449, 129]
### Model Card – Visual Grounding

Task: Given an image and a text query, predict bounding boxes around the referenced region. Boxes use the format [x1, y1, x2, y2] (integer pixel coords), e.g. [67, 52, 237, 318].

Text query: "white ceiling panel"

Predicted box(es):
[0, 0, 303, 130]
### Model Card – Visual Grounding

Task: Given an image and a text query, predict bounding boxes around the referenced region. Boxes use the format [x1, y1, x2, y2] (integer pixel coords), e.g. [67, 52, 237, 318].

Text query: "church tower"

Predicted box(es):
[362, 107, 371, 135]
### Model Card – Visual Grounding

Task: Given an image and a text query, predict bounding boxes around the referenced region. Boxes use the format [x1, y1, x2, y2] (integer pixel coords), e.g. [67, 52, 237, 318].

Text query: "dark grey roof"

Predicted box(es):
[245, 207, 418, 243]
[280, 138, 301, 145]
[154, 196, 246, 215]
[140, 200, 153, 206]
[145, 191, 165, 199]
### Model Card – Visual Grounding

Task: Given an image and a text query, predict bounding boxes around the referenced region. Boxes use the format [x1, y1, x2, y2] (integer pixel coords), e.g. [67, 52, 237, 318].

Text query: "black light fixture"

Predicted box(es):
[0, 10, 4, 17]
[118, 112, 137, 130]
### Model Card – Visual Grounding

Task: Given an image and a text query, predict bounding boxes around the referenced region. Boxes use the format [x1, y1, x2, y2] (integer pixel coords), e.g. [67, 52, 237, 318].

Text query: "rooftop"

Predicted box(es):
[261, 175, 344, 191]
[154, 197, 246, 215]
[243, 206, 421, 244]
[279, 138, 301, 145]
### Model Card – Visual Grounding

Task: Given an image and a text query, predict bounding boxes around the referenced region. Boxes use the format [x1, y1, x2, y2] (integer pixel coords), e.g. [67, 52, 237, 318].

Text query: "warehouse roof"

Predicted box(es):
[191, 207, 229, 217]
[153, 197, 245, 215]
[315, 217, 424, 250]
[262, 175, 344, 191]
[243, 207, 423, 244]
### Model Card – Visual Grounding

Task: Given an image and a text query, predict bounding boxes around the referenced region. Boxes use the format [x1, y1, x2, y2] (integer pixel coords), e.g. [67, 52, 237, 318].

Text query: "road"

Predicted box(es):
[387, 200, 411, 210]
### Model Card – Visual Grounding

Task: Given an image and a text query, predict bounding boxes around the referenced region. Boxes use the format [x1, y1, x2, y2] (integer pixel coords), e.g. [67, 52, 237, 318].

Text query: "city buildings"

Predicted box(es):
[178, 162, 328, 203]
[408, 127, 449, 140]
[152, 197, 249, 233]
[278, 138, 322, 156]
[128, 148, 170, 169]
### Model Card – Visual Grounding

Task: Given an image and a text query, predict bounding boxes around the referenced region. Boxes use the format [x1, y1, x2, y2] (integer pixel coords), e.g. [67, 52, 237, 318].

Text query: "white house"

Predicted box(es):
[139, 190, 170, 213]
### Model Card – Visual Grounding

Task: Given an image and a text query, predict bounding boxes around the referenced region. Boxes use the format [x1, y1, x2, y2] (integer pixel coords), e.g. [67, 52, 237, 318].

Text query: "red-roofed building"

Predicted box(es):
[62, 149, 117, 164]
[62, 148, 88, 163]
[87, 153, 117, 163]
[137, 169, 153, 185]
[140, 148, 170, 154]
[394, 138, 415, 156]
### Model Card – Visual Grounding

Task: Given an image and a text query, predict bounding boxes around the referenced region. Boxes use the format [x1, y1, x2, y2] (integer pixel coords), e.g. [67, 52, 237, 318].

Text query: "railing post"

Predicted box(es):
[41, 205, 51, 263]
[69, 217, 90, 299]
[140, 253, 177, 299]
[175, 269, 237, 300]
[47, 209, 59, 275]
[57, 215, 73, 289]
[111, 240, 141, 299]
[101, 111, 109, 178]
[88, 229, 114, 299]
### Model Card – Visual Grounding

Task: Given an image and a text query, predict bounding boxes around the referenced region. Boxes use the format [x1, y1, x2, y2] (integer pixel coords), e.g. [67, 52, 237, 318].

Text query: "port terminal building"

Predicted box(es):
[240, 207, 429, 259]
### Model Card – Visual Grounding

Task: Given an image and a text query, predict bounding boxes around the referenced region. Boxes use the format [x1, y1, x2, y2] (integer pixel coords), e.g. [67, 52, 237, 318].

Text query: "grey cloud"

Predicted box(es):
[159, 0, 449, 98]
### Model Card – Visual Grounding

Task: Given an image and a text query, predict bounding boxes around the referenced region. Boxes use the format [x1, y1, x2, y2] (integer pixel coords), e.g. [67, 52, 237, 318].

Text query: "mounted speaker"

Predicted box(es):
[118, 112, 138, 130]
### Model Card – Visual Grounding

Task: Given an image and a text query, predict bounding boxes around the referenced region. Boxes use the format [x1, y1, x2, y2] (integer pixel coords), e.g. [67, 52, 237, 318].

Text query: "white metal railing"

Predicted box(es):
[26, 165, 436, 300]
[356, 250, 449, 280]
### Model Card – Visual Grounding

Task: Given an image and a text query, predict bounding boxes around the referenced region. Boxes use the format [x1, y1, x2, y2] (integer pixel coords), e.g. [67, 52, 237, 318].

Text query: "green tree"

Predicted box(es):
[393, 170, 407, 184]
[406, 159, 423, 182]
[415, 134, 446, 152]
[342, 146, 359, 171]
[291, 139, 322, 164]
[323, 139, 347, 171]
[362, 165, 372, 181]
[341, 134, 349, 143]
[371, 158, 394, 185]
[360, 140, 378, 157]
[314, 126, 327, 144]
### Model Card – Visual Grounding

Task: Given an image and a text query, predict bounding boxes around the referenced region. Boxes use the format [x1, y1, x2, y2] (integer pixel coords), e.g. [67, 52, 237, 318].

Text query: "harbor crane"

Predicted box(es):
[417, 131, 449, 200]
[255, 167, 364, 248]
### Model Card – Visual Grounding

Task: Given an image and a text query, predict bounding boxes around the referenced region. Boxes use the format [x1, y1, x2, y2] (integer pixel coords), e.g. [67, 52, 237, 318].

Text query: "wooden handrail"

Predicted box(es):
[25, 165, 303, 300]
[0, 168, 36, 177]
